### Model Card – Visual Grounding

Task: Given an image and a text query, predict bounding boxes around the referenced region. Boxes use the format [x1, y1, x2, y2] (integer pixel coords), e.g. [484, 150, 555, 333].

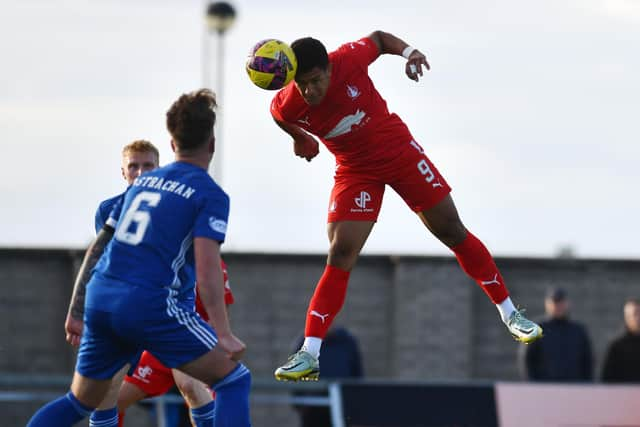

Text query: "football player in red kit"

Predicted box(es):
[271, 31, 543, 381]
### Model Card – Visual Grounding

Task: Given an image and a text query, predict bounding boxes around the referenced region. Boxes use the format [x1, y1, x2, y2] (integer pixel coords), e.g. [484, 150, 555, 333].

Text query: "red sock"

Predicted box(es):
[118, 412, 125, 427]
[451, 231, 509, 304]
[304, 265, 351, 338]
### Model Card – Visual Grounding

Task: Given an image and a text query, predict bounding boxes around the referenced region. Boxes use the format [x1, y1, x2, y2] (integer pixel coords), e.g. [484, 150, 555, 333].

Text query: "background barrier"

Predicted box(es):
[3, 250, 640, 426]
[495, 382, 640, 427]
[339, 380, 497, 427]
[6, 373, 639, 426]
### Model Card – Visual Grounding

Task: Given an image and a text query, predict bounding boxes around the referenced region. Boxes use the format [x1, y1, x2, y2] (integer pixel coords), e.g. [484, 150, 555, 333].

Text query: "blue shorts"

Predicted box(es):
[76, 277, 217, 380]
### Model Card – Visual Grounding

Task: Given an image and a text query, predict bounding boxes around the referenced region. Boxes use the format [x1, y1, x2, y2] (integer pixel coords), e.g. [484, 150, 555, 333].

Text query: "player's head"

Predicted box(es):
[291, 37, 330, 106]
[544, 287, 569, 319]
[166, 89, 217, 157]
[624, 298, 640, 334]
[121, 140, 160, 185]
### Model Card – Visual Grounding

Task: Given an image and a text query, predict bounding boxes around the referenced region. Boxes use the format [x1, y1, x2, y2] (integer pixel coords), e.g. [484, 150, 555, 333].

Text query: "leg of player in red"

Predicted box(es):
[276, 195, 541, 382]
[117, 357, 216, 427]
[274, 158, 542, 382]
[417, 194, 538, 335]
[274, 221, 373, 381]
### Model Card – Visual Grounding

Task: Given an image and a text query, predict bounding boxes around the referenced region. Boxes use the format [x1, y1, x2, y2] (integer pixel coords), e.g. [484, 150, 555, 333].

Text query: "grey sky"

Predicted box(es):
[1, 0, 638, 258]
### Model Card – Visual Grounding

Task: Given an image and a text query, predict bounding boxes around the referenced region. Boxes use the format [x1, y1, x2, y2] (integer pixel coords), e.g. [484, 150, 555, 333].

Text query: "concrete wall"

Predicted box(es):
[1, 248, 639, 426]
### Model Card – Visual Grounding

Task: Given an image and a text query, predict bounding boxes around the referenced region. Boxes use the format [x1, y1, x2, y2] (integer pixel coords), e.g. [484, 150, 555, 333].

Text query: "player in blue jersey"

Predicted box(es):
[65, 139, 160, 347]
[64, 139, 161, 426]
[28, 89, 251, 427]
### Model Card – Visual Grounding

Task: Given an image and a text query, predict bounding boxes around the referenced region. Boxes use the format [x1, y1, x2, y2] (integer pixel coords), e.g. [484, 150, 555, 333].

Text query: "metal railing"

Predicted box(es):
[0, 373, 345, 427]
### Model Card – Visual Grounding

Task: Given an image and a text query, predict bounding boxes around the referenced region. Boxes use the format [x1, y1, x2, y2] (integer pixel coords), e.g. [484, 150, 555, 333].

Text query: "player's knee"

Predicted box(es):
[432, 220, 467, 248]
[175, 377, 201, 401]
[328, 241, 359, 269]
[116, 383, 142, 411]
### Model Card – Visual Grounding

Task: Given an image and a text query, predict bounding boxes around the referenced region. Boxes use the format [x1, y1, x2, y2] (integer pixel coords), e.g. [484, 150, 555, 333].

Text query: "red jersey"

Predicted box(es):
[194, 259, 234, 322]
[270, 37, 414, 172]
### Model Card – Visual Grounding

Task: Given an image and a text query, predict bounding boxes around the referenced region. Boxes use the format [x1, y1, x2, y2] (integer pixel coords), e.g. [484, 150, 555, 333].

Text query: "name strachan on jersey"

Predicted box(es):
[133, 176, 196, 199]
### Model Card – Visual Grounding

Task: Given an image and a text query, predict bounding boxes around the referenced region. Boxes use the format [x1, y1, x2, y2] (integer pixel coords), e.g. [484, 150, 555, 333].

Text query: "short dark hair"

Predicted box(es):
[291, 37, 329, 75]
[166, 89, 217, 151]
[545, 287, 567, 302]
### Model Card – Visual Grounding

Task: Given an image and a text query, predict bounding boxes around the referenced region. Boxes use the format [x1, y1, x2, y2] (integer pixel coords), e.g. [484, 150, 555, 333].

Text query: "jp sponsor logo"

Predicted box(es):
[134, 365, 153, 383]
[355, 191, 370, 208]
[351, 191, 374, 213]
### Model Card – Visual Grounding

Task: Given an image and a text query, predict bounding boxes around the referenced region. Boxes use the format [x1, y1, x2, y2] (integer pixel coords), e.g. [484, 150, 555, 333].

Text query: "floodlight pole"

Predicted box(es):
[203, 1, 236, 184]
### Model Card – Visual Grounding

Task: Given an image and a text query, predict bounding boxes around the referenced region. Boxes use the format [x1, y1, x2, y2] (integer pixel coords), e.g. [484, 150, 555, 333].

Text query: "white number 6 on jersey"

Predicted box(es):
[115, 191, 161, 245]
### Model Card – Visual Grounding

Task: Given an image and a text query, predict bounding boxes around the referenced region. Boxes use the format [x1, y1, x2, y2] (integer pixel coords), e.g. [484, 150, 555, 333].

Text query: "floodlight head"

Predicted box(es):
[206, 2, 237, 34]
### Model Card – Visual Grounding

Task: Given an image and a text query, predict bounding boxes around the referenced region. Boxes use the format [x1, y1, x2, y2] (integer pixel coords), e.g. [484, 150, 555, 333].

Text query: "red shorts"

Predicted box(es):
[124, 351, 216, 399]
[327, 140, 451, 222]
[124, 351, 174, 397]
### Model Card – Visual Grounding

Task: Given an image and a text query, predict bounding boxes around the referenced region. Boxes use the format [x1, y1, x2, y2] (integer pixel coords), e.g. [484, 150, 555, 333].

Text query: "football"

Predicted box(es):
[246, 39, 297, 90]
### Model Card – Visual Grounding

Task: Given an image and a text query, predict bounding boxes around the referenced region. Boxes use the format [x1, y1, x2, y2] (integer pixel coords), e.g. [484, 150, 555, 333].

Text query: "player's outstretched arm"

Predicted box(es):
[272, 118, 319, 162]
[64, 226, 114, 346]
[367, 30, 430, 82]
[194, 237, 246, 360]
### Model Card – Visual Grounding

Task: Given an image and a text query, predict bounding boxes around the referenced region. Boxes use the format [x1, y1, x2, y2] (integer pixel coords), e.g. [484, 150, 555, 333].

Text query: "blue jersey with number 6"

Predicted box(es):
[89, 161, 229, 310]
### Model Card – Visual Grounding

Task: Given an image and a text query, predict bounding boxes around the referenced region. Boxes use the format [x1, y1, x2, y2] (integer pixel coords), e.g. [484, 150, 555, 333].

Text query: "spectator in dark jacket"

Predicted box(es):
[519, 287, 593, 382]
[602, 298, 640, 383]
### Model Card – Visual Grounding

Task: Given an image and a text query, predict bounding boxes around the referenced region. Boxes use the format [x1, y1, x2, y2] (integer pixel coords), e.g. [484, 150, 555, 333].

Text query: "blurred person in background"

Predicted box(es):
[519, 287, 593, 382]
[601, 298, 640, 383]
[269, 30, 543, 382]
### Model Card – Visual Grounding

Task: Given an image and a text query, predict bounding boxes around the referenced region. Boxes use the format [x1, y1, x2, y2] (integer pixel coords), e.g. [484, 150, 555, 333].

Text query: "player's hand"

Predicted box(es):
[217, 333, 246, 361]
[405, 49, 430, 82]
[293, 135, 319, 162]
[64, 313, 83, 347]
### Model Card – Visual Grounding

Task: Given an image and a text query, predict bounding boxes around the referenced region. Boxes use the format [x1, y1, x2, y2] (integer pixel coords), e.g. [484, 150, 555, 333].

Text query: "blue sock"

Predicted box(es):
[191, 400, 215, 427]
[27, 391, 93, 426]
[211, 363, 252, 427]
[90, 407, 118, 427]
